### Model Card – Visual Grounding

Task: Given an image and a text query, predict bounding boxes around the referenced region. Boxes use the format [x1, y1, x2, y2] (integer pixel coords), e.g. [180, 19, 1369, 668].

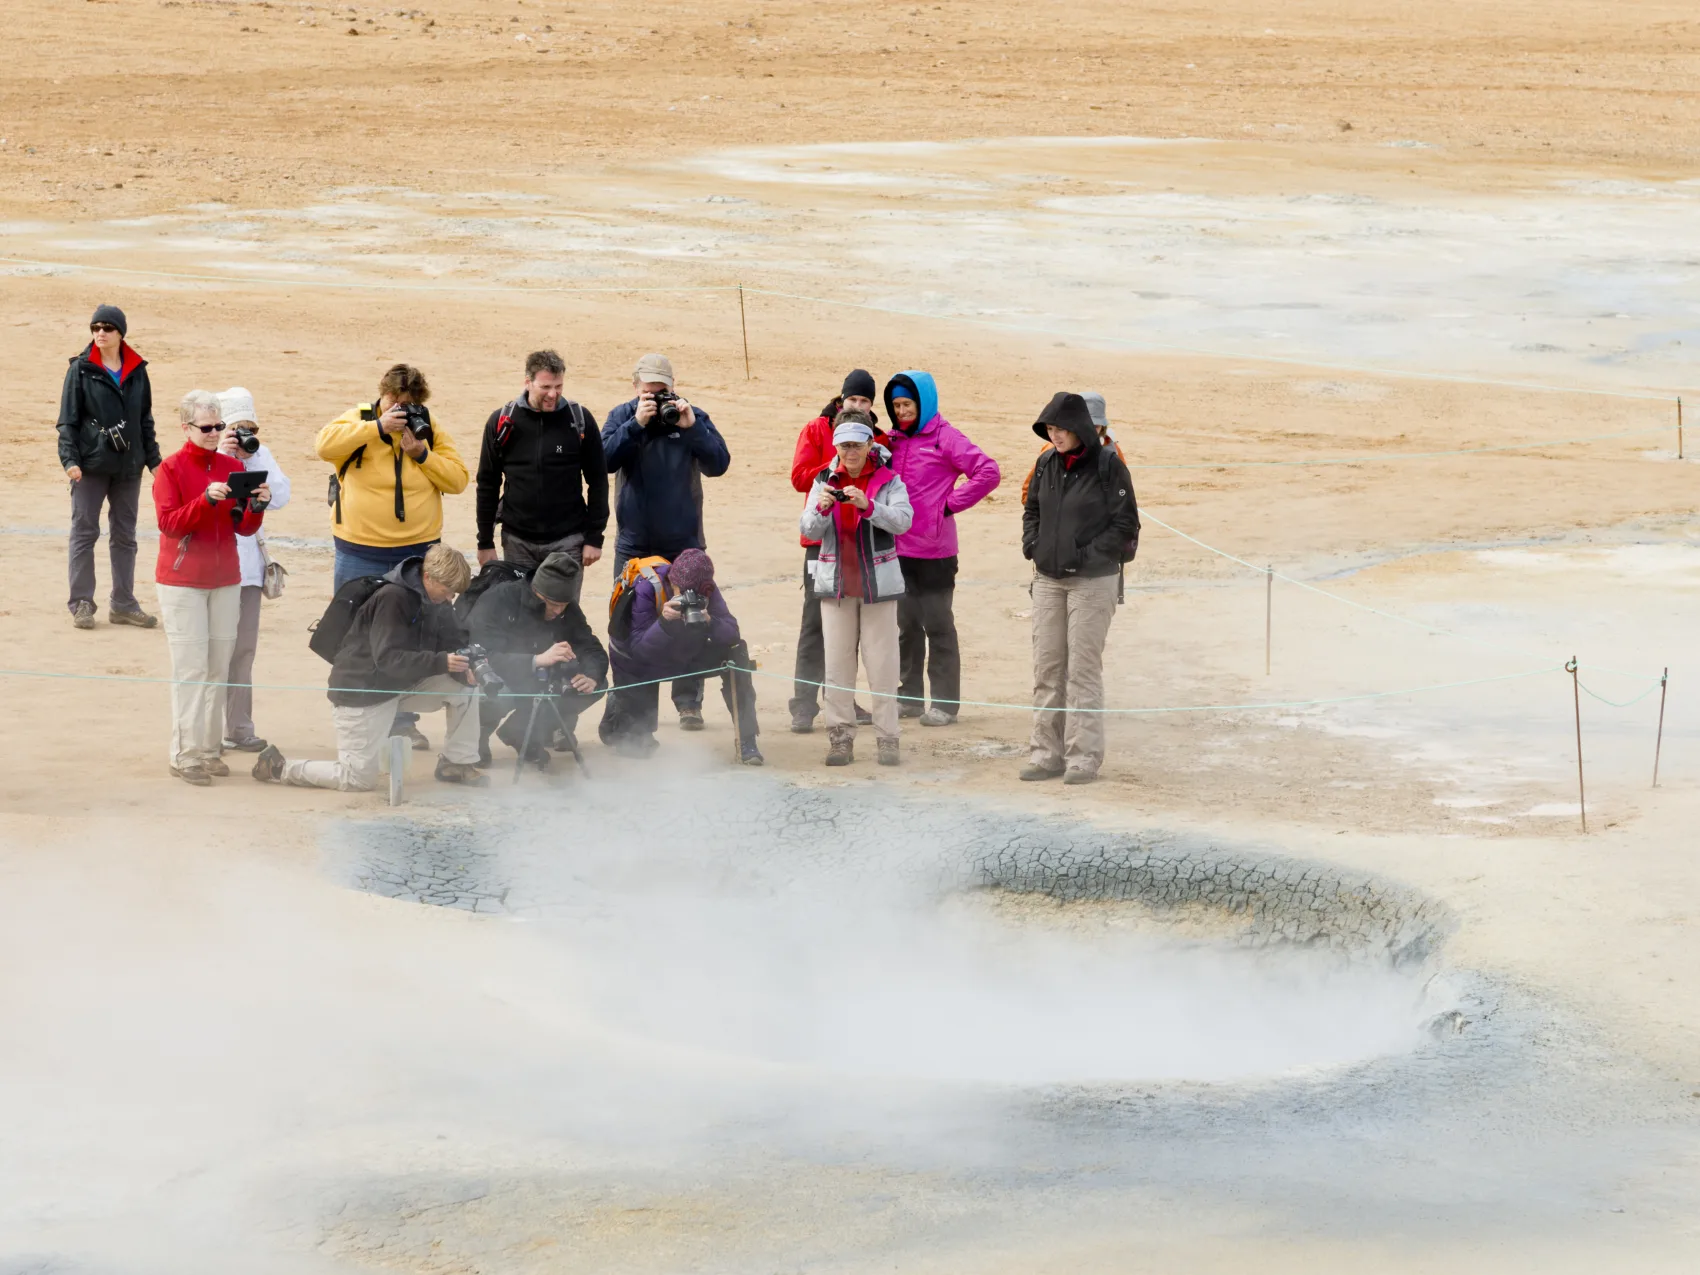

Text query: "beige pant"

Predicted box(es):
[1029, 572, 1119, 775]
[820, 597, 900, 739]
[282, 674, 482, 792]
[157, 582, 241, 770]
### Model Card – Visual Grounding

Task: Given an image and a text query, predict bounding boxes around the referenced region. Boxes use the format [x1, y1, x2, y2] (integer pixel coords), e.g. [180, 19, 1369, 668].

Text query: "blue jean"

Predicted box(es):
[334, 539, 438, 732]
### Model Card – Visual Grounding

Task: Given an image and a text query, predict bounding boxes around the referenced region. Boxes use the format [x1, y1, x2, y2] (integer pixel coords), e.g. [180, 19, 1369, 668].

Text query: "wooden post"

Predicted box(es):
[727, 662, 743, 764]
[1653, 667, 1669, 788]
[1264, 566, 1273, 676]
[738, 283, 751, 380]
[1679, 396, 1685, 461]
[1568, 659, 1586, 834]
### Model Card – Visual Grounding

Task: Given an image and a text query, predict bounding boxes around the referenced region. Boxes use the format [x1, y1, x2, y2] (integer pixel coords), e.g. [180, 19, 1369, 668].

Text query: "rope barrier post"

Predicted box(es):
[387, 735, 407, 807]
[725, 661, 743, 764]
[1567, 658, 1587, 834]
[1652, 667, 1669, 788]
[1264, 565, 1273, 676]
[1679, 396, 1685, 460]
[738, 283, 751, 380]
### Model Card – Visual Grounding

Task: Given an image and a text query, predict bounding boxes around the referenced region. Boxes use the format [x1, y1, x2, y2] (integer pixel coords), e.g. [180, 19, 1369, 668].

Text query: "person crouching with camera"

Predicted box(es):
[251, 545, 489, 791]
[798, 411, 914, 768]
[154, 391, 271, 786]
[466, 551, 608, 769]
[597, 549, 762, 765]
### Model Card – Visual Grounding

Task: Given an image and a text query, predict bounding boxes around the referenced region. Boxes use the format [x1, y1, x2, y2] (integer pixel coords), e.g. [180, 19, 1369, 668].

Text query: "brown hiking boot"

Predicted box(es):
[825, 726, 855, 767]
[169, 765, 212, 787]
[434, 757, 490, 787]
[252, 745, 286, 783]
[876, 737, 900, 767]
[71, 601, 96, 630]
[109, 607, 158, 629]
[677, 707, 705, 732]
[203, 757, 231, 778]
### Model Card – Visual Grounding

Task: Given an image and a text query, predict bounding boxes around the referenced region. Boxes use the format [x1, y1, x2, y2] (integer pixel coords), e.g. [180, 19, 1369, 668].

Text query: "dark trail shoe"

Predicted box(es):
[251, 745, 286, 783]
[825, 726, 855, 767]
[109, 607, 158, 629]
[170, 765, 212, 787]
[1019, 764, 1064, 782]
[71, 601, 96, 630]
[740, 743, 765, 766]
[877, 737, 900, 767]
[434, 758, 490, 787]
[677, 707, 705, 732]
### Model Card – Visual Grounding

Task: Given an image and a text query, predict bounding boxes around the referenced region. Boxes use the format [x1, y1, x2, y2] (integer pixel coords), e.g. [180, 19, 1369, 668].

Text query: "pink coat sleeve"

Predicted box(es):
[941, 425, 1001, 515]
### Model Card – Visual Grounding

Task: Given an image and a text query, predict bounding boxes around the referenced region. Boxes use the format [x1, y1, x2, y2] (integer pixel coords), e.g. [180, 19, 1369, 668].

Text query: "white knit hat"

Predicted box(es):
[219, 386, 258, 426]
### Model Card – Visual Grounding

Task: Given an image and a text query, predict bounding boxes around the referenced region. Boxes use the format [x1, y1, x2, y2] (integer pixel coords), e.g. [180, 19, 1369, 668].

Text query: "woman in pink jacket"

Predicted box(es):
[882, 370, 1001, 726]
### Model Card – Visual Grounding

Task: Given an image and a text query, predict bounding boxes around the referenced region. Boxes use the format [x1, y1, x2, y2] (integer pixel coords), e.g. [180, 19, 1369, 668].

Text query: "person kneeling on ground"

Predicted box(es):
[252, 545, 489, 790]
[798, 410, 913, 767]
[467, 551, 608, 769]
[597, 548, 763, 765]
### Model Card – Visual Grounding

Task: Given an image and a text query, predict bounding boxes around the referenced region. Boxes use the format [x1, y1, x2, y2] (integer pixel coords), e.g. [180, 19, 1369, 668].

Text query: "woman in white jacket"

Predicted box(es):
[217, 388, 291, 753]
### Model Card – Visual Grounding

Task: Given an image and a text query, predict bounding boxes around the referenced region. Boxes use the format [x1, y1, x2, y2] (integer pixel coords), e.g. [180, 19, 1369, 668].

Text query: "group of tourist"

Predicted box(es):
[56, 305, 1141, 793]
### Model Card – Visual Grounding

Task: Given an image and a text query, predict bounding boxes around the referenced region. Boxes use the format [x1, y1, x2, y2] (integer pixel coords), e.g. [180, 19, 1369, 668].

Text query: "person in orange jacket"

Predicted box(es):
[1019, 390, 1126, 504]
[786, 369, 885, 732]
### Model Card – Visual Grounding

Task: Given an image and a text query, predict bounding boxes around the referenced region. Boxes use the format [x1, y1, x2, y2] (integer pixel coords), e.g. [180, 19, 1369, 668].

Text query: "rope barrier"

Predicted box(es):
[1123, 426, 1674, 470]
[1576, 678, 1664, 709]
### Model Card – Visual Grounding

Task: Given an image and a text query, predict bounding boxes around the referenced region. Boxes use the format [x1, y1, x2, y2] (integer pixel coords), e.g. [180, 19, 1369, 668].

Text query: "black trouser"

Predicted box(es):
[897, 555, 960, 713]
[612, 545, 704, 713]
[481, 688, 603, 754]
[791, 545, 825, 718]
[67, 471, 142, 613]
[599, 640, 759, 749]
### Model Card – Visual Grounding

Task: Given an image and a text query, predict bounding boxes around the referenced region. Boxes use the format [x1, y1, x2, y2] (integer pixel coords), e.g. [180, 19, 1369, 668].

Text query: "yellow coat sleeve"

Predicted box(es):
[317, 406, 383, 466]
[416, 421, 470, 496]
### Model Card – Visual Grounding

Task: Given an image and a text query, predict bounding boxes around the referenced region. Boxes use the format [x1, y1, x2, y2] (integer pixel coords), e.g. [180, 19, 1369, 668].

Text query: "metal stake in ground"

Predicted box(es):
[1567, 658, 1586, 834]
[1265, 565, 1273, 676]
[1679, 396, 1685, 461]
[725, 660, 743, 764]
[1652, 667, 1669, 788]
[738, 283, 751, 380]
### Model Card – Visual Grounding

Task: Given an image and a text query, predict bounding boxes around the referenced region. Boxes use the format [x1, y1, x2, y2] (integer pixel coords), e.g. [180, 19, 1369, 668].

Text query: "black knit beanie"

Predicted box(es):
[90, 304, 127, 337]
[841, 368, 876, 400]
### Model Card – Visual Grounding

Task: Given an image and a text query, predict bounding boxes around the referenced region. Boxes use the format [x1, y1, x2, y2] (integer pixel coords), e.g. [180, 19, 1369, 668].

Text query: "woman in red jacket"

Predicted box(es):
[154, 390, 270, 785]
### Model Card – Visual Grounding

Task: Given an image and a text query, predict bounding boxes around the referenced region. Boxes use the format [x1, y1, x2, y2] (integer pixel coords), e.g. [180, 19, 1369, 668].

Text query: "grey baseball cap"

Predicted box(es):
[633, 352, 675, 388]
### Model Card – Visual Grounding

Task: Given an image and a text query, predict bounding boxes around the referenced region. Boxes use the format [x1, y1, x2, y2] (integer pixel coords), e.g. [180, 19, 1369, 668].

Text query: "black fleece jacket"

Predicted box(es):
[328, 559, 467, 706]
[1022, 430, 1141, 580]
[475, 397, 609, 550]
[466, 577, 609, 693]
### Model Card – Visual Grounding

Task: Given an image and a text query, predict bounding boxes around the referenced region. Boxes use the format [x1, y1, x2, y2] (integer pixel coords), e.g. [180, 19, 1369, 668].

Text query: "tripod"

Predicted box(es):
[509, 692, 591, 784]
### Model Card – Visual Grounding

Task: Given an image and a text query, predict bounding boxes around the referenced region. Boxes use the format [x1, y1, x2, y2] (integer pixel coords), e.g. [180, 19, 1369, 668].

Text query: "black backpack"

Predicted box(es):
[452, 559, 531, 626]
[308, 575, 388, 663]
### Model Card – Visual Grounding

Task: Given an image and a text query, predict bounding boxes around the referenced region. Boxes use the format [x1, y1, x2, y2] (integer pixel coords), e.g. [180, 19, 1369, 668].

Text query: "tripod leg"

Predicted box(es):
[544, 696, 591, 779]
[512, 697, 542, 785]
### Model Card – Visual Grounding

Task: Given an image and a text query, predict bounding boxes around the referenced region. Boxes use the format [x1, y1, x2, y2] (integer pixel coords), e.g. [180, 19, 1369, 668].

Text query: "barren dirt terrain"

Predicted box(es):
[2, 1, 1698, 1271]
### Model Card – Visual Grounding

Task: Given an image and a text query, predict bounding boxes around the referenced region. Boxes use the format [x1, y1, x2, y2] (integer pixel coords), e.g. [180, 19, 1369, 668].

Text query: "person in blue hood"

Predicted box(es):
[601, 352, 732, 732]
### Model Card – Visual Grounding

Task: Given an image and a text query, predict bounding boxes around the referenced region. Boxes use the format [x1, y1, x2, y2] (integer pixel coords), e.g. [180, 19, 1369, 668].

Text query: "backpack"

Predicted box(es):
[493, 396, 588, 452]
[1096, 446, 1140, 566]
[606, 555, 672, 646]
[452, 559, 531, 626]
[308, 575, 388, 663]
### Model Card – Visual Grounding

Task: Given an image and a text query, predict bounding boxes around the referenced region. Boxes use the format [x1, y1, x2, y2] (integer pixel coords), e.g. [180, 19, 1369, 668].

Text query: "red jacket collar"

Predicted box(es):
[84, 341, 144, 383]
[176, 440, 220, 469]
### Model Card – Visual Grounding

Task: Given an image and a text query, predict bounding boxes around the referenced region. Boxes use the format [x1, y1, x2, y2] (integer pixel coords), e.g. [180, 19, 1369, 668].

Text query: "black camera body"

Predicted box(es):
[675, 588, 710, 627]
[825, 470, 852, 502]
[400, 402, 434, 447]
[539, 657, 584, 696]
[457, 643, 505, 697]
[645, 390, 683, 432]
[233, 425, 261, 456]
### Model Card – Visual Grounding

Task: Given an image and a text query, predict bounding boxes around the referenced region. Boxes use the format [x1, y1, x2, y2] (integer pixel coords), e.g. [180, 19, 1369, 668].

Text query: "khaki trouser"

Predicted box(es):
[1028, 572, 1119, 775]
[157, 582, 241, 770]
[282, 674, 482, 792]
[820, 597, 901, 740]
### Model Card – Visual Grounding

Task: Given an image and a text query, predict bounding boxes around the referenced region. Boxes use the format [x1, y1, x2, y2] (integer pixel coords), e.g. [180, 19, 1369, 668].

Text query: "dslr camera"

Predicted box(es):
[456, 643, 506, 698]
[645, 389, 683, 432]
[675, 589, 710, 627]
[538, 657, 585, 696]
[233, 424, 261, 456]
[400, 402, 434, 446]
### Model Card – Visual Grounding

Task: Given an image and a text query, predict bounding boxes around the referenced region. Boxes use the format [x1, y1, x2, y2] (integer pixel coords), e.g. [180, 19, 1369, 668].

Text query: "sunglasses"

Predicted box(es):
[90, 323, 120, 334]
[192, 421, 227, 435]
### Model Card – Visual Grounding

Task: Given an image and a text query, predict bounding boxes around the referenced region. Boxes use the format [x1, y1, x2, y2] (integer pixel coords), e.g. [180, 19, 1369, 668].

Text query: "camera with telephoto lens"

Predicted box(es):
[233, 425, 260, 456]
[676, 589, 710, 627]
[457, 644, 505, 698]
[646, 389, 683, 431]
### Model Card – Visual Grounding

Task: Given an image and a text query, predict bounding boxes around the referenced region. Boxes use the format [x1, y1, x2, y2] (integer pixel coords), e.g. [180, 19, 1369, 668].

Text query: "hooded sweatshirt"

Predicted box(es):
[327, 558, 467, 706]
[316, 404, 469, 549]
[881, 371, 1001, 561]
[1021, 395, 1141, 580]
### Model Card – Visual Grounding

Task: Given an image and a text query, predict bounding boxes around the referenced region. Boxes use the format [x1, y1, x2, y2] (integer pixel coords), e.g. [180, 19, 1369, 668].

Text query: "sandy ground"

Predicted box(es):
[2, 0, 1699, 1270]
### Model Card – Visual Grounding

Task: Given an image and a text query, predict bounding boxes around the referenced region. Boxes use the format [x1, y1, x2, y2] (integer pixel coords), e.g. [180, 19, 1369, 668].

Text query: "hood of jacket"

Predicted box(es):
[1032, 390, 1102, 448]
[382, 556, 429, 601]
[884, 370, 940, 438]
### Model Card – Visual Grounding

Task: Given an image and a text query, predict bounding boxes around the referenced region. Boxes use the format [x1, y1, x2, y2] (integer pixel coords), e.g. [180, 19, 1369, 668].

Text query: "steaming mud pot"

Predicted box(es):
[296, 776, 1694, 1272]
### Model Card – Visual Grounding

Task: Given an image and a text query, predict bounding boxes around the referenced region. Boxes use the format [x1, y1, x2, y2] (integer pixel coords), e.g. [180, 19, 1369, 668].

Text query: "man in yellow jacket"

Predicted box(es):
[317, 362, 469, 749]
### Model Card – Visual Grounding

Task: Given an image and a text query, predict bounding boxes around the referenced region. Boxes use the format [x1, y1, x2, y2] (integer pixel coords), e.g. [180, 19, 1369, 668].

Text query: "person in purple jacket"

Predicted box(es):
[882, 370, 1001, 726]
[597, 548, 762, 765]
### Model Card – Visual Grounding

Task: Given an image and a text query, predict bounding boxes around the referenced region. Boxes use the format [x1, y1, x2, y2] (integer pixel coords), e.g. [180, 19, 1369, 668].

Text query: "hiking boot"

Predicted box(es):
[403, 724, 431, 751]
[855, 703, 873, 726]
[1019, 763, 1065, 782]
[434, 757, 490, 787]
[876, 737, 900, 767]
[71, 601, 97, 630]
[223, 736, 267, 753]
[825, 726, 855, 767]
[109, 607, 158, 629]
[170, 764, 212, 787]
[523, 744, 552, 771]
[677, 707, 705, 732]
[897, 700, 924, 720]
[918, 708, 956, 728]
[1063, 767, 1097, 786]
[551, 728, 579, 753]
[203, 757, 231, 778]
[251, 744, 286, 783]
[789, 709, 816, 734]
[612, 734, 659, 760]
[740, 742, 765, 766]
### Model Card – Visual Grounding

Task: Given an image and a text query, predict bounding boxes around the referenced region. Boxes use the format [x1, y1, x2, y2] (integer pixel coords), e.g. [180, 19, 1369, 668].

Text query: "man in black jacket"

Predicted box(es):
[475, 350, 609, 571]
[251, 545, 490, 791]
[57, 304, 163, 630]
[467, 551, 608, 768]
